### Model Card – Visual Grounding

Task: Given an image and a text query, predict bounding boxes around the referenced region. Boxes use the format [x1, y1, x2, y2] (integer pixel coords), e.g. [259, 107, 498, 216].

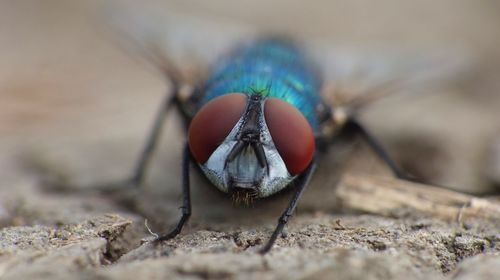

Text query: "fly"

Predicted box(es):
[76, 7, 465, 254]
[92, 38, 426, 254]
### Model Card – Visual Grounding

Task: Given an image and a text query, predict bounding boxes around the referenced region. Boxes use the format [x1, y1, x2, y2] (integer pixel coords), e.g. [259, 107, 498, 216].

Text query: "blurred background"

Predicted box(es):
[1, 0, 500, 227]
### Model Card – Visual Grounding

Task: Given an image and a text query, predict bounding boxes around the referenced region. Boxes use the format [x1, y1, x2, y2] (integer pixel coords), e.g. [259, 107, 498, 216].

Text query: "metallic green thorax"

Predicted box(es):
[198, 38, 323, 132]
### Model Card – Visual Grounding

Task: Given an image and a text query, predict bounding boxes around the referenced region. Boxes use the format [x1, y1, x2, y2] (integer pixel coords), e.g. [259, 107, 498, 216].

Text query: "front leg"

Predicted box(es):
[154, 142, 192, 242]
[259, 159, 317, 254]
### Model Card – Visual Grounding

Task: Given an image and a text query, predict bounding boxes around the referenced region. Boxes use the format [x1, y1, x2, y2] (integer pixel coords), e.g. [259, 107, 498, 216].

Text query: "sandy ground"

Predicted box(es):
[1, 1, 500, 279]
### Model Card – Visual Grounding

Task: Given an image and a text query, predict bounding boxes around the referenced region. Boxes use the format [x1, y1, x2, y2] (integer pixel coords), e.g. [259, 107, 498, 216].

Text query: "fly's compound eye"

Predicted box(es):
[188, 93, 247, 163]
[264, 98, 315, 175]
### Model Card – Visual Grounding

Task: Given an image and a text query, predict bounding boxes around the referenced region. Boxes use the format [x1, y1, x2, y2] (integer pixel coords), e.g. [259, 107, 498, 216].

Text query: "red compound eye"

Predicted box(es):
[264, 98, 315, 175]
[188, 93, 247, 163]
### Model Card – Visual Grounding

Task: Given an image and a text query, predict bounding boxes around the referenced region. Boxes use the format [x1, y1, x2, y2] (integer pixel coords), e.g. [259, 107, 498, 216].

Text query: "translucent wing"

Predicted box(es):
[99, 1, 260, 85]
[98, 1, 472, 111]
[308, 41, 472, 112]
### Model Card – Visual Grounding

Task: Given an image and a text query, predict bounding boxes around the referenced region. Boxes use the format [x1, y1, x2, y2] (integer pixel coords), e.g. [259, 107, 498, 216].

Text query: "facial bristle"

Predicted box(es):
[231, 189, 258, 206]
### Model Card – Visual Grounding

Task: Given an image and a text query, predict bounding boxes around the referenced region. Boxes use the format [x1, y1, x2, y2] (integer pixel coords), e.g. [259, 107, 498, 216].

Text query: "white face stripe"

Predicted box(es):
[198, 95, 295, 198]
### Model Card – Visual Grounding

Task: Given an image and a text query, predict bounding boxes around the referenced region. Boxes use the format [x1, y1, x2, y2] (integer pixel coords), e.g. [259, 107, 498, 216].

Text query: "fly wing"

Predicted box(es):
[307, 41, 472, 113]
[99, 1, 472, 112]
[99, 1, 260, 86]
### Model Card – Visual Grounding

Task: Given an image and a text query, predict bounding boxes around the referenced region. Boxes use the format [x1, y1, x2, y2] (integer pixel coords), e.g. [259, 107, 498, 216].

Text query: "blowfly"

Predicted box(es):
[77, 7, 465, 254]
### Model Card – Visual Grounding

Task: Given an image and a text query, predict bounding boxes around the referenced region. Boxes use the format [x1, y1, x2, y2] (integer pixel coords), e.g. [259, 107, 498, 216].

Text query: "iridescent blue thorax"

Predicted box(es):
[198, 38, 323, 132]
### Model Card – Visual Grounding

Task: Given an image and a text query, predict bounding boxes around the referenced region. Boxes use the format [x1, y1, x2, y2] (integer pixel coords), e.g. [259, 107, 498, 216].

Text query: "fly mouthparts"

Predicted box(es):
[229, 185, 260, 205]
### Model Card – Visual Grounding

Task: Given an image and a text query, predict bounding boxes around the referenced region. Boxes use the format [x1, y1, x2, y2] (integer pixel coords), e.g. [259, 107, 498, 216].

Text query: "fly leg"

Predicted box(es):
[39, 89, 180, 194]
[89, 91, 179, 193]
[123, 91, 178, 189]
[154, 143, 192, 242]
[259, 160, 317, 254]
[343, 118, 414, 181]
